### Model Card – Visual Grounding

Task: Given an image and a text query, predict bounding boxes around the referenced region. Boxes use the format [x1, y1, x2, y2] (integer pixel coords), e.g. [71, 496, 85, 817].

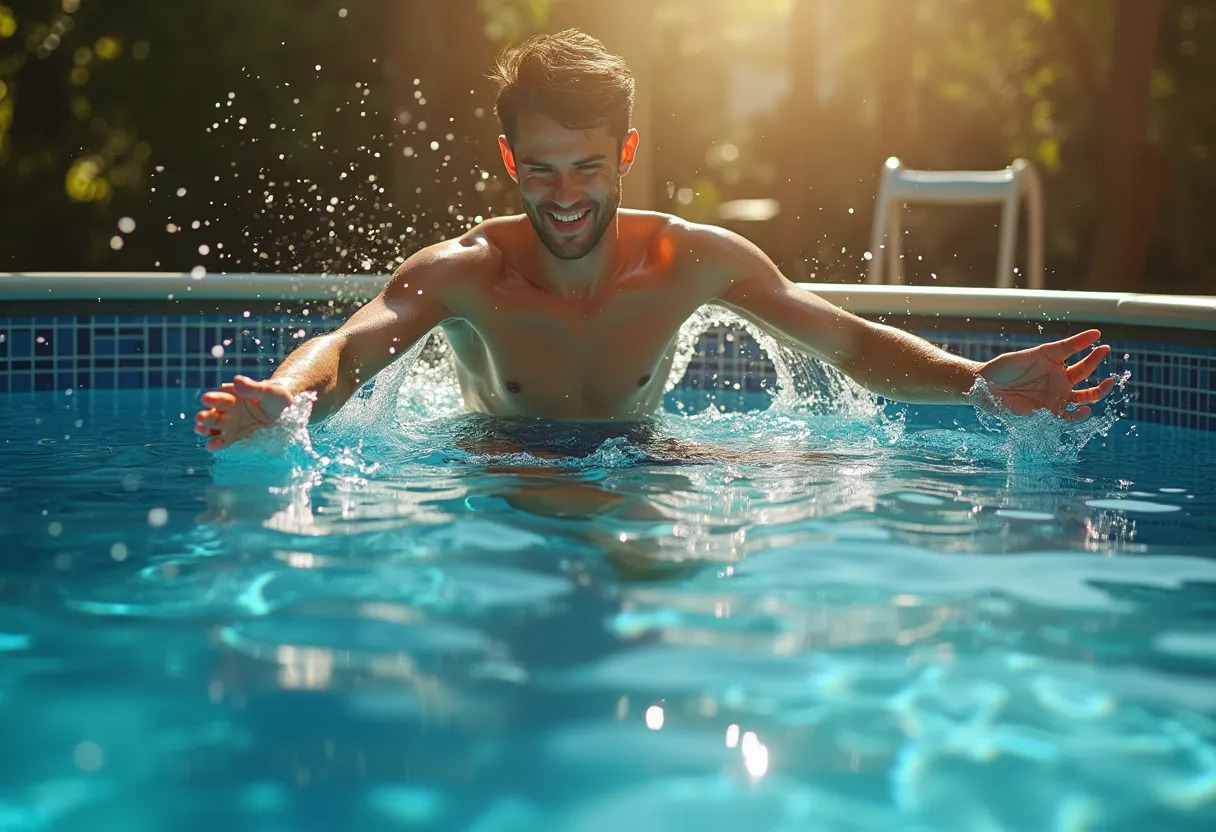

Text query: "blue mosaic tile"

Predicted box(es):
[0, 312, 1211, 430]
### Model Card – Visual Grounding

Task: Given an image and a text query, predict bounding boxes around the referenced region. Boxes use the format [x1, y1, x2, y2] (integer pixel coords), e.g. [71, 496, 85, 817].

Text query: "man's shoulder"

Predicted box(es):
[615, 211, 723, 262]
[634, 214, 762, 281]
[388, 221, 515, 292]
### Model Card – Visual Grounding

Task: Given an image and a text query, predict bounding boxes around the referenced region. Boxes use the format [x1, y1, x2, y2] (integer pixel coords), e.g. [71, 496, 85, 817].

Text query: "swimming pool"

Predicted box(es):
[1, 277, 1215, 830]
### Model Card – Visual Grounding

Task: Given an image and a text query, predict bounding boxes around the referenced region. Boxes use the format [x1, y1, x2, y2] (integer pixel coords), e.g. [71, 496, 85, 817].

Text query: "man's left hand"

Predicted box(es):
[978, 329, 1116, 420]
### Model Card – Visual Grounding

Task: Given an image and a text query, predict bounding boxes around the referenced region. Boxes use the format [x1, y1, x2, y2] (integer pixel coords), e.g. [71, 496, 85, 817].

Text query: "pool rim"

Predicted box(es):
[3, 273, 1215, 332]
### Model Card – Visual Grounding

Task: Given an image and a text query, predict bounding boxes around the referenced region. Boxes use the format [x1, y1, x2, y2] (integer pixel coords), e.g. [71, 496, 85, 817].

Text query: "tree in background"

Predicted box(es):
[0, 0, 506, 275]
[1042, 0, 1170, 291]
[0, 0, 1213, 294]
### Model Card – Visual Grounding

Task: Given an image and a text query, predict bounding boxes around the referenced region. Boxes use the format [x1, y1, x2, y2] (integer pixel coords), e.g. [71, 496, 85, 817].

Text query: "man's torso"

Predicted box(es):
[432, 211, 727, 420]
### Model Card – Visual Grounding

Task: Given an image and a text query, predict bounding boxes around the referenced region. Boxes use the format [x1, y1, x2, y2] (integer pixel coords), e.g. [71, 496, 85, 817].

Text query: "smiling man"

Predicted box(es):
[195, 29, 1113, 451]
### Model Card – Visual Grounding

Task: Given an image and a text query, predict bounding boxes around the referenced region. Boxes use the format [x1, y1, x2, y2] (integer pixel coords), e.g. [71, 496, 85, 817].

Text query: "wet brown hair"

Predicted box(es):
[490, 29, 635, 148]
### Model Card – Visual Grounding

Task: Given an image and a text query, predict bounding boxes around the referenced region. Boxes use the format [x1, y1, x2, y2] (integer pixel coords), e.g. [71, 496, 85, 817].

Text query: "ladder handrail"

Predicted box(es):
[867, 157, 1046, 289]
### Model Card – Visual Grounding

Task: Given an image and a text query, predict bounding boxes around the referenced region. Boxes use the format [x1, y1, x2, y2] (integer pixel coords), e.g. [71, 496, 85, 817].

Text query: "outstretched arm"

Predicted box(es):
[194, 242, 463, 450]
[696, 226, 1113, 417]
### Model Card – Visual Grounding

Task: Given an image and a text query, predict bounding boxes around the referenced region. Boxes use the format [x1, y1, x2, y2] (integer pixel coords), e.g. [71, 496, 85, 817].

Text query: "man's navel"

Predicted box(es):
[506, 381, 521, 394]
[638, 374, 651, 387]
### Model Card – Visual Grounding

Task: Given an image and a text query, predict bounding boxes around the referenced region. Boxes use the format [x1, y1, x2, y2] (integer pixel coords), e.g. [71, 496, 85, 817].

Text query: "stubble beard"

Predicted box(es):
[523, 180, 621, 261]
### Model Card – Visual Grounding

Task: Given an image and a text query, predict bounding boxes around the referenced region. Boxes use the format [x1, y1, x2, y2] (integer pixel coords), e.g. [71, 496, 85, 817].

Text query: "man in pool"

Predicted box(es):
[195, 29, 1114, 453]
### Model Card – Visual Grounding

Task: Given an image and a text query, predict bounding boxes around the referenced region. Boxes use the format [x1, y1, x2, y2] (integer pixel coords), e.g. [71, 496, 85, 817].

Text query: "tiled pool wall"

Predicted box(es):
[0, 312, 1211, 431]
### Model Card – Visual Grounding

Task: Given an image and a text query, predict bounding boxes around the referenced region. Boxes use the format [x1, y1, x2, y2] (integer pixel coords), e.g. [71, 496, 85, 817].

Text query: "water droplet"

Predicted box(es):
[147, 508, 169, 527]
[73, 741, 104, 772]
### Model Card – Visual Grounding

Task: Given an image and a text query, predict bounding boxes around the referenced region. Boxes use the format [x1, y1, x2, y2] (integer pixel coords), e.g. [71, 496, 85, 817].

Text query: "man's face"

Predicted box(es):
[501, 112, 629, 261]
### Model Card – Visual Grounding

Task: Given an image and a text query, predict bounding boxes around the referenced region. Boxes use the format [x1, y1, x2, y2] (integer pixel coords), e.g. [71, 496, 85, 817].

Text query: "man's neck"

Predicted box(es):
[535, 214, 621, 299]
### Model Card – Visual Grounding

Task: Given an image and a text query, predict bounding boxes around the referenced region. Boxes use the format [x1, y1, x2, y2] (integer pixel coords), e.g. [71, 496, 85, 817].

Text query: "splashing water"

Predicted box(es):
[666, 304, 878, 419]
[963, 371, 1133, 468]
[216, 305, 1126, 478]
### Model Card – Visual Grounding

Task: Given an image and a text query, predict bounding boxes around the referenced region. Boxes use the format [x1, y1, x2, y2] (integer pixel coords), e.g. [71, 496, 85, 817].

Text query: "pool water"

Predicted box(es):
[2, 378, 1215, 831]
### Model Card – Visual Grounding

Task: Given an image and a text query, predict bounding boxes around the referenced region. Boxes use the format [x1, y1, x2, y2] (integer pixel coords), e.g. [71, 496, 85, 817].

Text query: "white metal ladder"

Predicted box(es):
[867, 156, 1045, 289]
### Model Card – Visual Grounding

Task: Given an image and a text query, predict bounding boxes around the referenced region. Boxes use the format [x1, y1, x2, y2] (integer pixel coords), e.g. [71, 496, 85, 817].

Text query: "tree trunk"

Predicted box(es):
[1085, 0, 1168, 292]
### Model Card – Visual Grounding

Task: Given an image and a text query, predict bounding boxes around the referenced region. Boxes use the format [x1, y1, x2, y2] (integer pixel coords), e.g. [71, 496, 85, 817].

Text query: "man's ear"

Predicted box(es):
[498, 135, 519, 183]
[619, 128, 640, 176]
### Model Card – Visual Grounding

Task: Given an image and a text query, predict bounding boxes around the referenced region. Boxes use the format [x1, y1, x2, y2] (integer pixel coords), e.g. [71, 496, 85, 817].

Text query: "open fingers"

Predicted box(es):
[194, 408, 227, 437]
[1066, 344, 1111, 383]
[201, 390, 238, 409]
[1070, 376, 1116, 405]
[1061, 405, 1092, 422]
[194, 408, 224, 429]
[1042, 329, 1102, 363]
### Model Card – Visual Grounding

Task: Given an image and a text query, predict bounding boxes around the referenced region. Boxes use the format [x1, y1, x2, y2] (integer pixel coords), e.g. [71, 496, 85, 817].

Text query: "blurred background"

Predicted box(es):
[0, 0, 1212, 293]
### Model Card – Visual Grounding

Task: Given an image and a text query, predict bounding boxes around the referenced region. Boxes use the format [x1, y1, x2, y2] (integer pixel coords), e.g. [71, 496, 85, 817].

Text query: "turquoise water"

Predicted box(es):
[2, 366, 1215, 830]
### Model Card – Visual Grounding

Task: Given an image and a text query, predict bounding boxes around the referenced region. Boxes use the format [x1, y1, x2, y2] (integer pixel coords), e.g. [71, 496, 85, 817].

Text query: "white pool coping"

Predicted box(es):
[2, 272, 1215, 332]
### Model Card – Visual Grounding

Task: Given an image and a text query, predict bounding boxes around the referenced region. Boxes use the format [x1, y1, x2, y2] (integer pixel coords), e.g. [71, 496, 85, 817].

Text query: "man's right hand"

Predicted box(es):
[194, 375, 295, 452]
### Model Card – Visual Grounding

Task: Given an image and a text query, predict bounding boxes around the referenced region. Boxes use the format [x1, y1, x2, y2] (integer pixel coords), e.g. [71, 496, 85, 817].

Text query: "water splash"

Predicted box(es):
[213, 389, 319, 467]
[666, 303, 880, 419]
[214, 317, 1129, 478]
[965, 371, 1132, 468]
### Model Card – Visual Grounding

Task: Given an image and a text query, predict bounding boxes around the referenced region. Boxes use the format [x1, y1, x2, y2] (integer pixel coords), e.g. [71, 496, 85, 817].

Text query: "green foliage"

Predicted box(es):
[0, 0, 438, 271]
[0, 0, 1213, 291]
[479, 0, 553, 42]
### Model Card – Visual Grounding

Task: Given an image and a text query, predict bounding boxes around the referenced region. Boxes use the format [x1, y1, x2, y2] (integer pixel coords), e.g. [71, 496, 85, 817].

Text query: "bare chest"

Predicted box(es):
[449, 281, 704, 418]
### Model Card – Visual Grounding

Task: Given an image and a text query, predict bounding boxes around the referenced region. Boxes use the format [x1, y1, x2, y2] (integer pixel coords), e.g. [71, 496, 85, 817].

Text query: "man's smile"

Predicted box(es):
[546, 207, 591, 232]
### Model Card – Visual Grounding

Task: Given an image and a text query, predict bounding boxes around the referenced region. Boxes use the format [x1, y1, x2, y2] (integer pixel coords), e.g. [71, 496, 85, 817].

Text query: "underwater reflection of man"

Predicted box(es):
[196, 29, 1114, 452]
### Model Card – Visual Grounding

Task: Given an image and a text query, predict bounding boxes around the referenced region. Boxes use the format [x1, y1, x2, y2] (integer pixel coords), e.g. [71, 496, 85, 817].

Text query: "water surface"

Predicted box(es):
[1, 379, 1214, 831]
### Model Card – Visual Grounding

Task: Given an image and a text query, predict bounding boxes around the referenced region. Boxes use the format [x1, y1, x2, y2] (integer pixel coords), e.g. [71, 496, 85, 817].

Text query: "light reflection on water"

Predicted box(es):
[1, 376, 1215, 831]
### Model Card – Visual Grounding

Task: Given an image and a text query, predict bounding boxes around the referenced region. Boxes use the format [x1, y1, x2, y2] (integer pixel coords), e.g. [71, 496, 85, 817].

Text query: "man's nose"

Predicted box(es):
[551, 175, 581, 207]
